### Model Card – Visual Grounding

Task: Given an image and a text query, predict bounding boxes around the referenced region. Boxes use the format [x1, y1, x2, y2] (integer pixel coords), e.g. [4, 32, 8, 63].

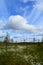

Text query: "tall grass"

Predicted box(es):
[0, 42, 43, 65]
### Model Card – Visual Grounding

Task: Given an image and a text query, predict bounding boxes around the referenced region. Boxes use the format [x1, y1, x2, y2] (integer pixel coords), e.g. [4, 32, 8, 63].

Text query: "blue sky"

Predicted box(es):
[0, 0, 43, 42]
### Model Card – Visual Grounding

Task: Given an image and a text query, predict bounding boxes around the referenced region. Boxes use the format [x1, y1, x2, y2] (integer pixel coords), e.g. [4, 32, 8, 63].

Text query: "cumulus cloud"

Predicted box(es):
[5, 15, 39, 33]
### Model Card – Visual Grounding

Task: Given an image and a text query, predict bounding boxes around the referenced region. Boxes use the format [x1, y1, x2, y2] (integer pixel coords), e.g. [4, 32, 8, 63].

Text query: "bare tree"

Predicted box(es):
[4, 33, 10, 53]
[33, 38, 36, 42]
[10, 38, 13, 43]
[41, 37, 43, 42]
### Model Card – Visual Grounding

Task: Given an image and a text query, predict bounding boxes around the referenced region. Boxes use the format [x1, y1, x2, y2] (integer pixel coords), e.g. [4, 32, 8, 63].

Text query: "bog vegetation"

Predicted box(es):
[0, 34, 43, 65]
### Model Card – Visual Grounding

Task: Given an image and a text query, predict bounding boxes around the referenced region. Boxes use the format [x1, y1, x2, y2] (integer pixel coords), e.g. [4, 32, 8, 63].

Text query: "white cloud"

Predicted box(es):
[0, 19, 6, 30]
[0, 20, 3, 24]
[19, 6, 29, 11]
[10, 34, 23, 39]
[0, 20, 3, 28]
[5, 15, 39, 33]
[34, 2, 43, 11]
[0, 31, 6, 37]
[19, 6, 29, 17]
[36, 31, 43, 36]
[20, 0, 35, 3]
[14, 34, 23, 38]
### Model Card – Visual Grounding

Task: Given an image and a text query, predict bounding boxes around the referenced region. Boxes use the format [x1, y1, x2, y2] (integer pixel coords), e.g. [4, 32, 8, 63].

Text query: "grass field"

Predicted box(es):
[0, 42, 43, 65]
